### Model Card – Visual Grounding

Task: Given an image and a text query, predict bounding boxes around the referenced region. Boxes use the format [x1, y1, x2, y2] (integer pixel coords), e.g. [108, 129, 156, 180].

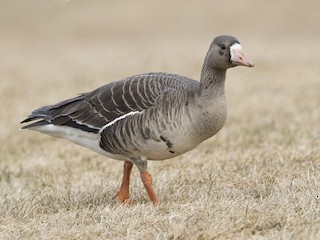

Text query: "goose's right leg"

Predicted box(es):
[131, 157, 158, 204]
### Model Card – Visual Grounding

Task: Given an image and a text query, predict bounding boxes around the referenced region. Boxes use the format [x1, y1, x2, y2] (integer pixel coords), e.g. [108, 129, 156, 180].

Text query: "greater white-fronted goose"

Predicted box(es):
[21, 35, 254, 204]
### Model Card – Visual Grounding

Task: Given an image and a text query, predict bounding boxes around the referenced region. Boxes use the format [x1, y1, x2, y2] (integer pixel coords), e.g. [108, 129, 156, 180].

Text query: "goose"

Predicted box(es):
[21, 35, 254, 204]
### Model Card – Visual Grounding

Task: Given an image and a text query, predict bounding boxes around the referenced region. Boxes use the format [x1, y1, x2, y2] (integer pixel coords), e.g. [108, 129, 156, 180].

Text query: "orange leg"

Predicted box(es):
[114, 161, 133, 204]
[140, 171, 158, 204]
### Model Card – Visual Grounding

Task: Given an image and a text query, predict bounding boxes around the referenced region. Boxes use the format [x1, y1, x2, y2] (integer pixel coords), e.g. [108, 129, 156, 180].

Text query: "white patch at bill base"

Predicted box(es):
[230, 43, 242, 60]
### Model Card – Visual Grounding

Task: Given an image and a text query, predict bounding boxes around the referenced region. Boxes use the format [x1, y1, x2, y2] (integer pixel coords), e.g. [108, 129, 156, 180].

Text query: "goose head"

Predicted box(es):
[205, 35, 254, 70]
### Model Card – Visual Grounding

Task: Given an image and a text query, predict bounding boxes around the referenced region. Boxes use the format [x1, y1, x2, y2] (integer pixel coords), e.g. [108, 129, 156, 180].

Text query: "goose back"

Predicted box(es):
[22, 72, 198, 133]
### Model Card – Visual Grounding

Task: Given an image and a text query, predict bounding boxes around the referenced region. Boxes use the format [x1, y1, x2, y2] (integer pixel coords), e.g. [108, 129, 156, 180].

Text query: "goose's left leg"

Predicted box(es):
[131, 157, 158, 204]
[114, 160, 133, 204]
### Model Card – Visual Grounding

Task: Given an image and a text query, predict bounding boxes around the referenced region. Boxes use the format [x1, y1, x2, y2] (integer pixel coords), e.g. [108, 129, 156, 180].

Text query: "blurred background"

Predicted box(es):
[0, 0, 319, 149]
[1, 2, 319, 238]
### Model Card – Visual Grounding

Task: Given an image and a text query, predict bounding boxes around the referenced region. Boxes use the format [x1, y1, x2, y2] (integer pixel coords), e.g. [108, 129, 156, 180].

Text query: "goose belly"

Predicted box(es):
[104, 124, 202, 160]
[138, 132, 200, 160]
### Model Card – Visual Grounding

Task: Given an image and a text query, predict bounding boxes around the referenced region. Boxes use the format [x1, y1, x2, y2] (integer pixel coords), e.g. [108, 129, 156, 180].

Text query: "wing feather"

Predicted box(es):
[21, 72, 198, 133]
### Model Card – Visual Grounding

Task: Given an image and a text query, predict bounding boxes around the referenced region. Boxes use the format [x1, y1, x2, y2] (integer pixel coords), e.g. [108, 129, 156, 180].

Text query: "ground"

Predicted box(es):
[0, 0, 319, 239]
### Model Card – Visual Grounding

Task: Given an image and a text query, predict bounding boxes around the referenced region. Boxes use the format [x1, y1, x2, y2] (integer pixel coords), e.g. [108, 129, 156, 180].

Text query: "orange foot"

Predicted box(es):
[114, 161, 134, 205]
[114, 191, 133, 205]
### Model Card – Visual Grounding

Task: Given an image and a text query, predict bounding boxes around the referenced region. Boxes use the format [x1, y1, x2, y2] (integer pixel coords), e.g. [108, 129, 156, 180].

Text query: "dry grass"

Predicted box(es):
[1, 0, 320, 239]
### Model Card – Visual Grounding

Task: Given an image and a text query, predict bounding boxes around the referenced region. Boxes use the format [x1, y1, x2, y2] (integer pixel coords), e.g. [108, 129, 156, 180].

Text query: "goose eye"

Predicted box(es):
[221, 45, 226, 50]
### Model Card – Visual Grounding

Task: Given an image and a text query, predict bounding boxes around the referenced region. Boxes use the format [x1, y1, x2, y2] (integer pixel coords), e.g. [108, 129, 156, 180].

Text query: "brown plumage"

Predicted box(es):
[21, 35, 254, 204]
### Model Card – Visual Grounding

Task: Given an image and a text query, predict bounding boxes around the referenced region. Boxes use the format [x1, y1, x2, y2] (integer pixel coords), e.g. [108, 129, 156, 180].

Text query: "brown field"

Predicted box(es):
[1, 0, 319, 239]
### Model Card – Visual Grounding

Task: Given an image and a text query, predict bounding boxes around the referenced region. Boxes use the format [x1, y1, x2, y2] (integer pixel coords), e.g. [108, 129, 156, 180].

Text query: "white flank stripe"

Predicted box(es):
[101, 111, 140, 132]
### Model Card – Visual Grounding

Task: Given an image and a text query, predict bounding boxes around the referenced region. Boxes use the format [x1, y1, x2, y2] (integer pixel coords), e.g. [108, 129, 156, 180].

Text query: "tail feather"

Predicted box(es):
[20, 119, 50, 130]
[20, 94, 100, 133]
[21, 116, 38, 124]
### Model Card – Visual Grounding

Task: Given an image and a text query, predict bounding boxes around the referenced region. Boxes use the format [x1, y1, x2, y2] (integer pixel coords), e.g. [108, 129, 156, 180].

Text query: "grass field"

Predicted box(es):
[1, 0, 320, 239]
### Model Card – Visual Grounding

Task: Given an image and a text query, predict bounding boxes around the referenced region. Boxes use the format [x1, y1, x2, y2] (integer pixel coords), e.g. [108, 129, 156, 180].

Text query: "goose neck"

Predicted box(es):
[198, 66, 226, 97]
